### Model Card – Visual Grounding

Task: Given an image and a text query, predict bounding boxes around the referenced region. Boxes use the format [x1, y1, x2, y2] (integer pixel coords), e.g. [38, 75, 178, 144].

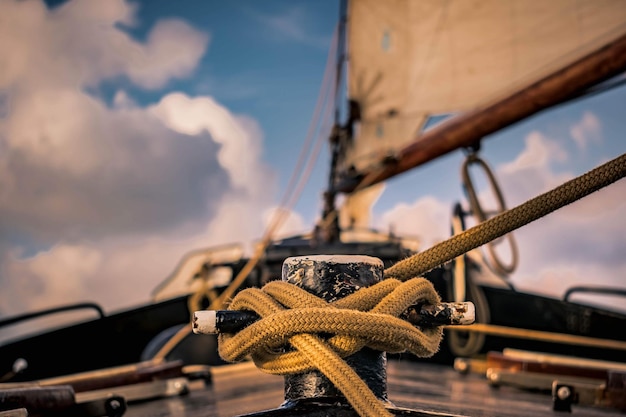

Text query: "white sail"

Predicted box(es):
[341, 0, 626, 176]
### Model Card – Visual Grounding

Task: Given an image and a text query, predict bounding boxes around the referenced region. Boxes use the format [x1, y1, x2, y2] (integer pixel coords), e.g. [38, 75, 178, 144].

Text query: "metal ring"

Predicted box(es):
[461, 154, 518, 275]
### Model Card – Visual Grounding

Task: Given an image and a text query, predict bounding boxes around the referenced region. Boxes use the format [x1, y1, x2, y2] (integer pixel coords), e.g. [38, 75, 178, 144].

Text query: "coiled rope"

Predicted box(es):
[219, 278, 442, 417]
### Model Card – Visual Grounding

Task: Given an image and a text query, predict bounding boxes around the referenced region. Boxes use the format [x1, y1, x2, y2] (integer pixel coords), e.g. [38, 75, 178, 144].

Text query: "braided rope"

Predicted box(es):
[218, 278, 442, 417]
[214, 154, 624, 416]
[385, 152, 626, 281]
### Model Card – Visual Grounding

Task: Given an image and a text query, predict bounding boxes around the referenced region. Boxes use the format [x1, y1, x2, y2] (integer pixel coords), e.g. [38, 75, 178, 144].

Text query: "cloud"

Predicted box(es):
[262, 206, 308, 239]
[510, 178, 625, 300]
[376, 117, 625, 313]
[494, 127, 626, 309]
[570, 111, 602, 151]
[0, 0, 280, 322]
[498, 131, 570, 205]
[376, 196, 451, 249]
[150, 93, 272, 197]
[2, 244, 101, 312]
[0, 88, 229, 245]
[0, 0, 208, 90]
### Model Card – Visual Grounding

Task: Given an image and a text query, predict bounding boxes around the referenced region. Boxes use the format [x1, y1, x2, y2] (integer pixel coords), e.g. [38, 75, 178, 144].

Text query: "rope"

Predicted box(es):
[447, 323, 626, 351]
[208, 153, 625, 416]
[218, 278, 443, 417]
[385, 152, 626, 281]
[461, 153, 519, 275]
[151, 25, 340, 362]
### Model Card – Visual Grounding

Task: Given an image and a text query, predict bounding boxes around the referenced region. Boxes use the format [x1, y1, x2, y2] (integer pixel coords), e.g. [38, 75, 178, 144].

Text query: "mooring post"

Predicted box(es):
[280, 254, 388, 407]
[192, 254, 474, 416]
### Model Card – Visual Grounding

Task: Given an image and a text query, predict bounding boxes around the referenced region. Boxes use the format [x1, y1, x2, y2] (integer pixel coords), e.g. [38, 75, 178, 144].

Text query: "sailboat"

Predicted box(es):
[1, 0, 626, 416]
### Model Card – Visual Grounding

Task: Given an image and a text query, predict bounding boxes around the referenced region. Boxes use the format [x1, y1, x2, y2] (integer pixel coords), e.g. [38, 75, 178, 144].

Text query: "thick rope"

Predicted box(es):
[151, 27, 340, 362]
[385, 152, 626, 281]
[462, 153, 519, 275]
[211, 153, 624, 417]
[218, 278, 442, 417]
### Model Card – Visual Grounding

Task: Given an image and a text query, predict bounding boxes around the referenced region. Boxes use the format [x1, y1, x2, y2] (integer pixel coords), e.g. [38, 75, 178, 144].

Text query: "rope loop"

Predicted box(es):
[217, 277, 443, 417]
[219, 278, 442, 367]
[461, 152, 519, 275]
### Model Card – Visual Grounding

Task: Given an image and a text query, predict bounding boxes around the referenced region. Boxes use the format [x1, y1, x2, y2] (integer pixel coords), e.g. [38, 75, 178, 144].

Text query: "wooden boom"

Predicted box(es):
[334, 33, 626, 194]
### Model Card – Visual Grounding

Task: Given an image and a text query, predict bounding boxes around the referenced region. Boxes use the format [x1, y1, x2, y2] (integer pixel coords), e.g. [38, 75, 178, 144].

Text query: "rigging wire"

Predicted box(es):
[207, 24, 340, 312]
[152, 24, 340, 361]
[259, 27, 339, 242]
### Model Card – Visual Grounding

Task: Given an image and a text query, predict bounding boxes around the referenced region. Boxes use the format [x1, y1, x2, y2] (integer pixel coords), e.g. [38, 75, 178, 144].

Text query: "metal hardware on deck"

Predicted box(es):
[407, 301, 474, 326]
[0, 385, 127, 417]
[486, 368, 621, 413]
[550, 379, 618, 413]
[552, 383, 576, 412]
[220, 255, 468, 417]
[0, 360, 213, 416]
[194, 301, 474, 334]
[34, 360, 186, 393]
[75, 377, 191, 404]
[563, 286, 626, 302]
[280, 255, 388, 407]
[453, 357, 488, 375]
[486, 368, 605, 390]
[475, 349, 626, 413]
[71, 395, 126, 417]
[607, 371, 626, 411]
[0, 303, 106, 329]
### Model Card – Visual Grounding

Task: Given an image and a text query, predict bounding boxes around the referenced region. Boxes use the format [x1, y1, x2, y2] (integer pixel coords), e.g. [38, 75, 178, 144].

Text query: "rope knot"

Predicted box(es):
[215, 277, 443, 417]
[218, 277, 442, 368]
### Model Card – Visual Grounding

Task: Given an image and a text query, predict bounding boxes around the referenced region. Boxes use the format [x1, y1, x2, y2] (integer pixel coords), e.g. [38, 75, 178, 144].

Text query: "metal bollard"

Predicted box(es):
[194, 254, 473, 417]
[280, 254, 389, 407]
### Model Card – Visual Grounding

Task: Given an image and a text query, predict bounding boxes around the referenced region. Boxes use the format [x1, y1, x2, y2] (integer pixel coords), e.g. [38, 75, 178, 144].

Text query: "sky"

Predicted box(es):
[0, 0, 625, 334]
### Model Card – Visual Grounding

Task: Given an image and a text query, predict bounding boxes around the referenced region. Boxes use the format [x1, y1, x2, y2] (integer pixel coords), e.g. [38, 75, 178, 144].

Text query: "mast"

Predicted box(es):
[332, 33, 626, 194]
[317, 0, 349, 243]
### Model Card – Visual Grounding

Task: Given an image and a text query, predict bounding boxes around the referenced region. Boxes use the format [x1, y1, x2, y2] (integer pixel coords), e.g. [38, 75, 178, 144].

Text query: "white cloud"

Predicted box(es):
[495, 128, 626, 307]
[112, 90, 137, 109]
[511, 178, 626, 295]
[263, 206, 308, 238]
[498, 131, 570, 205]
[376, 120, 625, 312]
[0, 0, 278, 321]
[376, 196, 450, 249]
[0, 0, 208, 90]
[150, 93, 272, 196]
[570, 111, 602, 151]
[0, 87, 230, 244]
[2, 244, 102, 316]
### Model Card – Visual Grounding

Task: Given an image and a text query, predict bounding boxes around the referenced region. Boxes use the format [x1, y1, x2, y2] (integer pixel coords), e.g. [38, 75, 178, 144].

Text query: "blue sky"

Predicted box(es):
[111, 0, 338, 221]
[0, 0, 624, 327]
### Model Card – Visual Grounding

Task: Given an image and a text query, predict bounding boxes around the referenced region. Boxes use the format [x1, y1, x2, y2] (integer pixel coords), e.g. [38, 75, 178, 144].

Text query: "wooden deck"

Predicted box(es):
[122, 358, 622, 417]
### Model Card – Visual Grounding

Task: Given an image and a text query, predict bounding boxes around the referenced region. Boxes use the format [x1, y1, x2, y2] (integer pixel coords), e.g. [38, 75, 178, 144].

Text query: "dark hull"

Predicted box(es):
[1, 234, 625, 417]
[0, 296, 194, 382]
[2, 256, 625, 382]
